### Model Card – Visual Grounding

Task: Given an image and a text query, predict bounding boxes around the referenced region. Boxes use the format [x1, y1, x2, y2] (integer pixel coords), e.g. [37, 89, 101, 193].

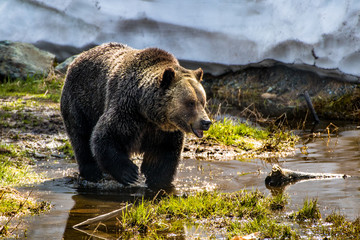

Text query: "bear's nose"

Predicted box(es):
[200, 120, 212, 130]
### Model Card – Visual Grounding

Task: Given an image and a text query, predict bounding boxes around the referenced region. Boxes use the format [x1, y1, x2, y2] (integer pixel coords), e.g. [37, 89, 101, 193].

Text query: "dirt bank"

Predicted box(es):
[203, 65, 360, 121]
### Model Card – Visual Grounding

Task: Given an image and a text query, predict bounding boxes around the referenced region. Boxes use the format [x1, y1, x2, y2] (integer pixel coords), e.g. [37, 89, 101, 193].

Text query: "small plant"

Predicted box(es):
[57, 139, 75, 159]
[292, 198, 321, 222]
[269, 193, 288, 211]
[119, 200, 155, 234]
[319, 212, 360, 238]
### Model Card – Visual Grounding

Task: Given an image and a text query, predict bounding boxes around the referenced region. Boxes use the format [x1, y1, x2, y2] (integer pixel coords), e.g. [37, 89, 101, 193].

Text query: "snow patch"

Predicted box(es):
[1, 0, 360, 79]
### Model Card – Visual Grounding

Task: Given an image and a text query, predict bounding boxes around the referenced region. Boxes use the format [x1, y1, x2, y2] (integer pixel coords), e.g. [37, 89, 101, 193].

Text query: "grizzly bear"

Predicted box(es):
[60, 43, 211, 188]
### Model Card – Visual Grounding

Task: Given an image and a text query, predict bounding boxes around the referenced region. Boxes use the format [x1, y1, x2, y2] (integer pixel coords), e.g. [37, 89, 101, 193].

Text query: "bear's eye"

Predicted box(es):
[187, 101, 196, 108]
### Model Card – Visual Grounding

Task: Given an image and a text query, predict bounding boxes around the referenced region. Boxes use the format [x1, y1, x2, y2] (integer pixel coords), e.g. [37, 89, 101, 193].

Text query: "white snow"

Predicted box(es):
[1, 0, 360, 78]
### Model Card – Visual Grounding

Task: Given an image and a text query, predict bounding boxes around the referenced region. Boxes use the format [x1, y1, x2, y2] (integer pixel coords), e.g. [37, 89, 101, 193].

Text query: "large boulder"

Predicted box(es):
[0, 41, 55, 80]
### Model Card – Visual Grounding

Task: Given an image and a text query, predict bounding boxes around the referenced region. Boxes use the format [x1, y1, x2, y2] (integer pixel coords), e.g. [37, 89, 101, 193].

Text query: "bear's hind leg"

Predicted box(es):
[61, 104, 103, 182]
[70, 134, 103, 182]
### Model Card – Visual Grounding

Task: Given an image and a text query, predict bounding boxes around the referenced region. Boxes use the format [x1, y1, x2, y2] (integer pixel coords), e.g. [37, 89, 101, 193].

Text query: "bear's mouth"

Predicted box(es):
[191, 125, 204, 138]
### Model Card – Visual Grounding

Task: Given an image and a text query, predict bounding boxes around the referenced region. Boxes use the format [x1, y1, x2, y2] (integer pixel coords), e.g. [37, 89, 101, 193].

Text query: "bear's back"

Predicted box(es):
[61, 43, 135, 126]
[62, 43, 180, 128]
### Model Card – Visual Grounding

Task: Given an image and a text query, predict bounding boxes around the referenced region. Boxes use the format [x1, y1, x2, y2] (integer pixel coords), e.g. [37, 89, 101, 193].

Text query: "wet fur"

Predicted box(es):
[60, 43, 208, 188]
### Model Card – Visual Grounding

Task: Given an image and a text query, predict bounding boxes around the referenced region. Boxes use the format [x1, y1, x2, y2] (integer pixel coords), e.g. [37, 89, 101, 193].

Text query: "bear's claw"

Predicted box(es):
[117, 164, 139, 186]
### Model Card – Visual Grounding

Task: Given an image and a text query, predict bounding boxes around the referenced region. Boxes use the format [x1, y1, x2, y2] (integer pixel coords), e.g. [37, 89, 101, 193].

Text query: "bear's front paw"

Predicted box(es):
[113, 163, 139, 186]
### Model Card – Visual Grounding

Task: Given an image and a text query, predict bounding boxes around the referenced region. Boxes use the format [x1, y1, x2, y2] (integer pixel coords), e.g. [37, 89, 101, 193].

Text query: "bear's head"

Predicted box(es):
[162, 67, 212, 138]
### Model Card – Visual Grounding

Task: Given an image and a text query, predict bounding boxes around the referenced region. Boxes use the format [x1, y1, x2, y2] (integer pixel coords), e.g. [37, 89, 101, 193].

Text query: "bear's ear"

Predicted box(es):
[160, 67, 175, 88]
[193, 68, 203, 82]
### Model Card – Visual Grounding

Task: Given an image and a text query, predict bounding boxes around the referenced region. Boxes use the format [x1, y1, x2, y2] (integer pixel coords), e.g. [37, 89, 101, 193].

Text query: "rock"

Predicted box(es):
[0, 41, 55, 80]
[55, 55, 78, 74]
[33, 152, 47, 159]
[51, 153, 67, 159]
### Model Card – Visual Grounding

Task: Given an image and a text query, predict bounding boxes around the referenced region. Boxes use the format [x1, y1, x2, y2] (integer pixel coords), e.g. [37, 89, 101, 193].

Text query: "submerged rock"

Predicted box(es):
[0, 41, 55, 80]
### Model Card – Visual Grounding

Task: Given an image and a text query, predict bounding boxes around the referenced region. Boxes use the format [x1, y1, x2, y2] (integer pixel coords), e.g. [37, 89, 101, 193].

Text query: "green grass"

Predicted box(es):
[56, 139, 75, 159]
[291, 198, 321, 222]
[116, 190, 296, 239]
[207, 118, 269, 142]
[109, 191, 360, 239]
[0, 144, 42, 187]
[205, 118, 268, 150]
[0, 144, 50, 237]
[0, 75, 58, 238]
[0, 187, 51, 237]
[322, 212, 360, 238]
[205, 117, 297, 152]
[0, 74, 63, 102]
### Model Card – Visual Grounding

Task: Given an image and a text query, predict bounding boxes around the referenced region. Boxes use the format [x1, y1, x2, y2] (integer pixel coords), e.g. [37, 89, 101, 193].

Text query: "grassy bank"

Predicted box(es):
[0, 143, 51, 237]
[205, 117, 297, 152]
[81, 190, 359, 239]
[0, 75, 63, 238]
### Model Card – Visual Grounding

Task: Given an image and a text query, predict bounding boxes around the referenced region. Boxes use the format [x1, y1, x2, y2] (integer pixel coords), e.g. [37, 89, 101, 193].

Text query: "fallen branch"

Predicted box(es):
[265, 164, 349, 187]
[73, 203, 132, 229]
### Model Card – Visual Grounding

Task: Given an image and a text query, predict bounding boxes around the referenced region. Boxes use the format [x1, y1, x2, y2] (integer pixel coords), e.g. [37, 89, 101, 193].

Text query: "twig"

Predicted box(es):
[303, 91, 320, 124]
[72, 227, 112, 240]
[73, 203, 132, 229]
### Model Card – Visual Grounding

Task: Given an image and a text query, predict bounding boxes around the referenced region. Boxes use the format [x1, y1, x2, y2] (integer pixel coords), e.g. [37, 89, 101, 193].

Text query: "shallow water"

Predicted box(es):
[24, 123, 360, 239]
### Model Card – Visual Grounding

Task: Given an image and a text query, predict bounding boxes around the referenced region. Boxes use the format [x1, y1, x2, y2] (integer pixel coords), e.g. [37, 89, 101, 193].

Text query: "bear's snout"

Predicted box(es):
[191, 118, 212, 138]
[200, 119, 212, 130]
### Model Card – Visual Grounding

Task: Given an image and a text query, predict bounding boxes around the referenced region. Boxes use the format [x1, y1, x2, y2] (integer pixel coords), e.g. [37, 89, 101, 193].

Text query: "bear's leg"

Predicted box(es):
[69, 133, 103, 182]
[141, 130, 184, 189]
[90, 118, 139, 186]
[61, 104, 103, 182]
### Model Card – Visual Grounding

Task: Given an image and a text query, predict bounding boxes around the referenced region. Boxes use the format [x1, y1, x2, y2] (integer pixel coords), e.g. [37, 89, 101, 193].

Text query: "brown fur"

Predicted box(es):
[60, 43, 211, 188]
